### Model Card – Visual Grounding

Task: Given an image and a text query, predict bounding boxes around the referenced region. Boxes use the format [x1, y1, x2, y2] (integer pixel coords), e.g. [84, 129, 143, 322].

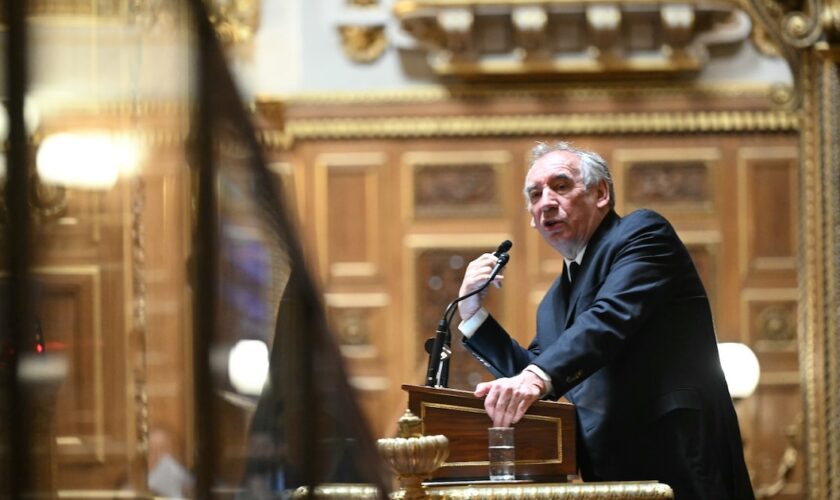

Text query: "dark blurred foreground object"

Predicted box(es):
[187, 0, 390, 496]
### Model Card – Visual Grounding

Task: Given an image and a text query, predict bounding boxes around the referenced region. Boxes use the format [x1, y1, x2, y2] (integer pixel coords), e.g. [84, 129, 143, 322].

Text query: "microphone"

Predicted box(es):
[424, 240, 513, 387]
[487, 240, 512, 283]
[493, 240, 513, 257]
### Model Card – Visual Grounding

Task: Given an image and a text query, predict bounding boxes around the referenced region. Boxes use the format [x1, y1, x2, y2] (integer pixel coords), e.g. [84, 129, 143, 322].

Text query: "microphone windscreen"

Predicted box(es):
[494, 240, 513, 256]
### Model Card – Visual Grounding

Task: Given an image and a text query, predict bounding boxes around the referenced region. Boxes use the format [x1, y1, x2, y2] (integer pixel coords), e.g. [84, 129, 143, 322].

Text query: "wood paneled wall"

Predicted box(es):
[261, 86, 802, 497]
[22, 88, 803, 497]
[18, 109, 194, 495]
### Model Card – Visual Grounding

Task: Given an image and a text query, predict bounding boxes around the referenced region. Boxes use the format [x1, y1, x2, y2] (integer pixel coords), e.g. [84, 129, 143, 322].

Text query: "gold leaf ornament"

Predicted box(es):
[338, 25, 389, 63]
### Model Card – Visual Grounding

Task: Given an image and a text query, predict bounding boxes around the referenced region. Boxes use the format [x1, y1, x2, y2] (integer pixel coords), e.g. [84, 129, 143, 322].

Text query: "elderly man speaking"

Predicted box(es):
[457, 142, 754, 500]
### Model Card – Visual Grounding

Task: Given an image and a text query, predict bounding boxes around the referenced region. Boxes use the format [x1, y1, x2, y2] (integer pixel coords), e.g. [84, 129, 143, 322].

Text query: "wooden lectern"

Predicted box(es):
[403, 384, 577, 482]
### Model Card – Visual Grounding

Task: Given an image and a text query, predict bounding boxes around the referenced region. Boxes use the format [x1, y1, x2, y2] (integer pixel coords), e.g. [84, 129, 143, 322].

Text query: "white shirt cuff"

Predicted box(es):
[458, 307, 488, 339]
[523, 364, 553, 397]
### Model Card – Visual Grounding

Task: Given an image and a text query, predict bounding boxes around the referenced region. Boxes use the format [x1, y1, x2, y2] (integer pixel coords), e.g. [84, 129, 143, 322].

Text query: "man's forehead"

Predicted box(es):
[526, 152, 580, 183]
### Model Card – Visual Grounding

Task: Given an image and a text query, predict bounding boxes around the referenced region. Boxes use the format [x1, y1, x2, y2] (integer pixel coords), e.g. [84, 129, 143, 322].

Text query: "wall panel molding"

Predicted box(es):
[740, 288, 800, 348]
[314, 152, 388, 285]
[613, 147, 720, 216]
[401, 150, 512, 221]
[32, 266, 106, 464]
[736, 146, 799, 281]
[403, 234, 512, 390]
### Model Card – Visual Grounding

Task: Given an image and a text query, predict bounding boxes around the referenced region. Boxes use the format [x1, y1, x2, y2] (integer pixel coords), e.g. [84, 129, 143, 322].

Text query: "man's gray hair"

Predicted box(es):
[527, 141, 616, 209]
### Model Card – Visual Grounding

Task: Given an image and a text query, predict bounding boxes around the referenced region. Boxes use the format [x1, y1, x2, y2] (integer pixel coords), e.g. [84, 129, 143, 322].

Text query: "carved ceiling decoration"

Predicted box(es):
[392, 0, 752, 76]
[339, 25, 390, 63]
[738, 0, 840, 114]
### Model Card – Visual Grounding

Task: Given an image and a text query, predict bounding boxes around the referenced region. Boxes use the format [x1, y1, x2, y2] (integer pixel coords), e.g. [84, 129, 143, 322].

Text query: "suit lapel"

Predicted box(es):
[538, 269, 568, 344]
[565, 282, 581, 329]
[564, 210, 621, 329]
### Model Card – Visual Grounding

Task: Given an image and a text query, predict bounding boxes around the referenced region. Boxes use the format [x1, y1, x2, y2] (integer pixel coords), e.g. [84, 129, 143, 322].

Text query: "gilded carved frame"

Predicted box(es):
[728, 0, 840, 495]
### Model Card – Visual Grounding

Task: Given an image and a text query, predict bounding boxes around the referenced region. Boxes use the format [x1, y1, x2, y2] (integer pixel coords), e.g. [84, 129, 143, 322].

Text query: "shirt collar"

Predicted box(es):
[564, 245, 587, 269]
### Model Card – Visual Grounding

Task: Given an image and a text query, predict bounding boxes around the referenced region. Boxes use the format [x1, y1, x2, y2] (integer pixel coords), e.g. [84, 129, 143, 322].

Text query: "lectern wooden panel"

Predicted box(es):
[403, 384, 577, 481]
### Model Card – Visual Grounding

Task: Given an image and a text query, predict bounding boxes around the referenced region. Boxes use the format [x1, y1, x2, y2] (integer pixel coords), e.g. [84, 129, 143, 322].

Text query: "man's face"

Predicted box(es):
[524, 150, 610, 259]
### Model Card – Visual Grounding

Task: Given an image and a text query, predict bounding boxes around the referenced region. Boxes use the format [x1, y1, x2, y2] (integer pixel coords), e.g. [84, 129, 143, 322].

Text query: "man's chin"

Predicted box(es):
[542, 235, 574, 256]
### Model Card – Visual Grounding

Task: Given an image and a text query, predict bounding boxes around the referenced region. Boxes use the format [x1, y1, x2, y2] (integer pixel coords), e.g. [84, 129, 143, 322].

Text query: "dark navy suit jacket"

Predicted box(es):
[464, 209, 754, 499]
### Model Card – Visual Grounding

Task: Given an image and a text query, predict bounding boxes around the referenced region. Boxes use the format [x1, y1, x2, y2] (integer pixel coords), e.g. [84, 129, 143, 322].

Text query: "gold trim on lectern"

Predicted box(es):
[420, 401, 564, 466]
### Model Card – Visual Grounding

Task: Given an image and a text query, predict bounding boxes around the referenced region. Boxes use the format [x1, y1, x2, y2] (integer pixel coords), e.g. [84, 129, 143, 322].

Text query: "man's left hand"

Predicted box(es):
[474, 370, 544, 427]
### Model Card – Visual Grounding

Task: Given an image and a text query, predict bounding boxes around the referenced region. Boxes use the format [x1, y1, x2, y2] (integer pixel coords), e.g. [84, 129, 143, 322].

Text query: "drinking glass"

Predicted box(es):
[488, 427, 515, 481]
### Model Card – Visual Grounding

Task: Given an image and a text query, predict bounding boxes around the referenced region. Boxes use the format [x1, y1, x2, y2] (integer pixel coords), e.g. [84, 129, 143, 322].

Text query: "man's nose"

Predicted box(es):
[539, 189, 558, 210]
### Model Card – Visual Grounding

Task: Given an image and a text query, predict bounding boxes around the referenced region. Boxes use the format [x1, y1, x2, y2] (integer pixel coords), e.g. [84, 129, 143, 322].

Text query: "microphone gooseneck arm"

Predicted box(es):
[425, 241, 512, 387]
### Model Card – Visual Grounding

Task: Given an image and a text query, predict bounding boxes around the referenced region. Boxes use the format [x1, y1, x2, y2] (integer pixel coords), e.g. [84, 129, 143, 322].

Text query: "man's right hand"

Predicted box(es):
[475, 370, 544, 427]
[457, 253, 505, 321]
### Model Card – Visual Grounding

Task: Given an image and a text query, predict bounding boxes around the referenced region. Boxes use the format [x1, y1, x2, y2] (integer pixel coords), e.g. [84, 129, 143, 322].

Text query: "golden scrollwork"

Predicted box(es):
[338, 25, 389, 63]
[207, 0, 261, 45]
[755, 413, 803, 498]
[781, 10, 823, 47]
[768, 83, 795, 105]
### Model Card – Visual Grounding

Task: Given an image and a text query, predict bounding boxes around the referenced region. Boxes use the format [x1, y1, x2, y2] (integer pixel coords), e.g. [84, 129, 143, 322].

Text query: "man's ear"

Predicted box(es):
[529, 215, 537, 228]
[595, 180, 610, 209]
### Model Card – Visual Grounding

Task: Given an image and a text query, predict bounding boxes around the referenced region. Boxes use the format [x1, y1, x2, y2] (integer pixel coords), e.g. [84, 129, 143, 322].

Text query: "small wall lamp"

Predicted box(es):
[717, 342, 761, 399]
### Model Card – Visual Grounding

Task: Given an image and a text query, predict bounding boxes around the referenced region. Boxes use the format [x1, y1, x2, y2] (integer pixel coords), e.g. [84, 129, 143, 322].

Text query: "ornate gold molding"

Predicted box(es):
[290, 484, 381, 499]
[425, 482, 674, 499]
[286, 481, 675, 499]
[813, 49, 840, 496]
[256, 83, 792, 106]
[796, 49, 839, 499]
[825, 57, 840, 495]
[259, 110, 797, 148]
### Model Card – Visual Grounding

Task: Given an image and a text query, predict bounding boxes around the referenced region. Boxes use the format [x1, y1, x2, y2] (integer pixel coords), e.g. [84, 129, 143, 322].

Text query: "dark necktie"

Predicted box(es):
[567, 261, 579, 284]
[562, 261, 579, 309]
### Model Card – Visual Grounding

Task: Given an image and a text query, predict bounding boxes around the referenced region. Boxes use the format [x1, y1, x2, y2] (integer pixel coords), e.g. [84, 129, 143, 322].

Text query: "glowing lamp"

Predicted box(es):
[36, 132, 140, 190]
[227, 339, 269, 396]
[717, 342, 761, 399]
